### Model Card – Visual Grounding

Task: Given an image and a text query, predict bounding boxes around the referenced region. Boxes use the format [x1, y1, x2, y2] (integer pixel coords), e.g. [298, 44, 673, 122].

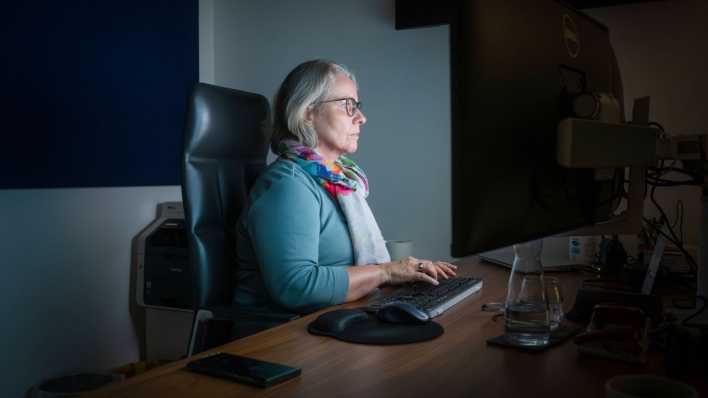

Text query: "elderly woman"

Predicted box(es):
[233, 60, 456, 331]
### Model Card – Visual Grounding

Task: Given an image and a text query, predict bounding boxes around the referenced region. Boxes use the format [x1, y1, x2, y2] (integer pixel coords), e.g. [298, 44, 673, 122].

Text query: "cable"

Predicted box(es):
[649, 183, 679, 242]
[682, 296, 707, 327]
[642, 216, 698, 275]
[644, 159, 665, 201]
[674, 200, 685, 244]
[648, 166, 703, 180]
[646, 168, 702, 187]
[646, 179, 701, 187]
[645, 165, 699, 276]
[649, 121, 665, 132]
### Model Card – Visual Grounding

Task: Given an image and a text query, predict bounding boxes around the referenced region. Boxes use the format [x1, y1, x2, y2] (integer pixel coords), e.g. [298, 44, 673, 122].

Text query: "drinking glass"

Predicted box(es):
[504, 240, 551, 346]
[545, 276, 564, 331]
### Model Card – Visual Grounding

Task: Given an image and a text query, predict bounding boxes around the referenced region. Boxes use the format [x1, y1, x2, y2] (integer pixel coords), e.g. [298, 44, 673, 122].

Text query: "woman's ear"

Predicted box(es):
[303, 105, 315, 125]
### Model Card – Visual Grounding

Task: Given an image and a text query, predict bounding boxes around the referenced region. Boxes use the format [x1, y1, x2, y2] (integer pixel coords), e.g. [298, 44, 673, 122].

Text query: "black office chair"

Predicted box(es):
[181, 83, 297, 356]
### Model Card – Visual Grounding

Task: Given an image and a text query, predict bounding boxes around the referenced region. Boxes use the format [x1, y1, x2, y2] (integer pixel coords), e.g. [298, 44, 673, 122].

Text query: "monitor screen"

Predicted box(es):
[450, 1, 625, 257]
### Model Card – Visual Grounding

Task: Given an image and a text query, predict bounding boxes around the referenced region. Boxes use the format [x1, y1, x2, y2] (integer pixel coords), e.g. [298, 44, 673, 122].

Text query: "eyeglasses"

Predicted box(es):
[314, 97, 363, 117]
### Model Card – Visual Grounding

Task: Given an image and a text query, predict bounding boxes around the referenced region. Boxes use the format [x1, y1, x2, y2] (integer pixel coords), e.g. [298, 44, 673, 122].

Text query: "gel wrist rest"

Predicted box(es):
[307, 308, 444, 345]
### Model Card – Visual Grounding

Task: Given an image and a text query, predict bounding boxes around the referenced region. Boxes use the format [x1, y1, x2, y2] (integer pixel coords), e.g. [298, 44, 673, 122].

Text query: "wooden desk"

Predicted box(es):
[89, 257, 703, 398]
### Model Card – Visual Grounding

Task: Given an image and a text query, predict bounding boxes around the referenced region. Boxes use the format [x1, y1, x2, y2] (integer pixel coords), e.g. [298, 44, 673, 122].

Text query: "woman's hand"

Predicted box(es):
[380, 256, 457, 286]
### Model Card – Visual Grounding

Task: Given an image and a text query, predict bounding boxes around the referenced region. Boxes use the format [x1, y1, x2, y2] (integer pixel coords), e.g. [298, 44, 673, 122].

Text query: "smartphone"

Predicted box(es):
[185, 352, 301, 388]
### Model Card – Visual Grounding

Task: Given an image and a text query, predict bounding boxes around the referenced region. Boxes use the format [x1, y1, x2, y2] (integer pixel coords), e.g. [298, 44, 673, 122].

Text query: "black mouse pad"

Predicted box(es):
[308, 309, 444, 345]
[486, 324, 582, 352]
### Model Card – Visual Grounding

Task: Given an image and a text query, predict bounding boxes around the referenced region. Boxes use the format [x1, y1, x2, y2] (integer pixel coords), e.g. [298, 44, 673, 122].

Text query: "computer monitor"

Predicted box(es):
[450, 1, 636, 257]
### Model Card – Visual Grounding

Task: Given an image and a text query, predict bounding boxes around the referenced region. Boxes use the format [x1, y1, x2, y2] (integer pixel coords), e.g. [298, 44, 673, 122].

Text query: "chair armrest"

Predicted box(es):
[188, 306, 301, 356]
[236, 309, 300, 322]
[230, 308, 300, 339]
[202, 305, 300, 323]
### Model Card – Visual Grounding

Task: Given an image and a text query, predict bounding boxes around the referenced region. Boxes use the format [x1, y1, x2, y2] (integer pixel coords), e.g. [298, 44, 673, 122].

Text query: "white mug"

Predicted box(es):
[385, 240, 414, 261]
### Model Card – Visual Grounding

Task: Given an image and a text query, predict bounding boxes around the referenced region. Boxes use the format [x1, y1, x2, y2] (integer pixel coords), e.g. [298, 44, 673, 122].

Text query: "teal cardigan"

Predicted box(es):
[233, 158, 353, 315]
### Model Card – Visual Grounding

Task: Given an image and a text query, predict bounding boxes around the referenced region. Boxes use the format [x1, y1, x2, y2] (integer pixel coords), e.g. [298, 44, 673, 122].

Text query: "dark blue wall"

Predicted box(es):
[1, 1, 198, 188]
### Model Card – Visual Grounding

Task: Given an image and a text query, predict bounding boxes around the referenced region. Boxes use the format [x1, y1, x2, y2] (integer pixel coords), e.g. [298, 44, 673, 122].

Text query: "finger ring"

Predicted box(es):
[416, 263, 425, 271]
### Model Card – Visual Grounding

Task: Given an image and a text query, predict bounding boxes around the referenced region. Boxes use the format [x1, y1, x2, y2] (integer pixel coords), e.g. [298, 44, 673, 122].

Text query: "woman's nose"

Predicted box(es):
[354, 109, 366, 124]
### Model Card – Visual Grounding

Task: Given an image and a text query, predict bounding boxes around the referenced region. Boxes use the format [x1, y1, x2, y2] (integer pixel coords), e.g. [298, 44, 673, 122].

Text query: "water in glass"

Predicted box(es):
[504, 240, 551, 346]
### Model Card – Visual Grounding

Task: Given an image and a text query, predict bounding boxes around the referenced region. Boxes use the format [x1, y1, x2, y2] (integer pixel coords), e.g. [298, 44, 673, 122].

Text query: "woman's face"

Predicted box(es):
[307, 74, 367, 162]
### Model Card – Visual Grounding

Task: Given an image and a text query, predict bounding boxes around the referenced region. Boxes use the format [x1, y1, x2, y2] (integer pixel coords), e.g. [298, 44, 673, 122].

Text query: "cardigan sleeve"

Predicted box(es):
[245, 172, 349, 313]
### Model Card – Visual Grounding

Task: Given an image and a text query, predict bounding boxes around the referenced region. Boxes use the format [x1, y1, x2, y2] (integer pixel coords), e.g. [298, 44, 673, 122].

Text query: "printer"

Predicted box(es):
[135, 202, 192, 310]
[134, 201, 193, 360]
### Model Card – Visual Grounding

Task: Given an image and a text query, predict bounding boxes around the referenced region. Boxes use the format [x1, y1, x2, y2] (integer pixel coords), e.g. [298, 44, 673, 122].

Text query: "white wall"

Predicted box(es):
[199, 0, 215, 84]
[0, 186, 181, 397]
[588, 0, 708, 248]
[211, 0, 452, 261]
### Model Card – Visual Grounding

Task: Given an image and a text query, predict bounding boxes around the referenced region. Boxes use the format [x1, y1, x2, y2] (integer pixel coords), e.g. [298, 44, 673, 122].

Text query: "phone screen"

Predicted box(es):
[186, 352, 301, 388]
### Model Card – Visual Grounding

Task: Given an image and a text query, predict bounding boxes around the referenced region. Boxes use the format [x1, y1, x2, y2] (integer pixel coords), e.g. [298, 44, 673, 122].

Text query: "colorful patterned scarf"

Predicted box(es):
[279, 139, 390, 265]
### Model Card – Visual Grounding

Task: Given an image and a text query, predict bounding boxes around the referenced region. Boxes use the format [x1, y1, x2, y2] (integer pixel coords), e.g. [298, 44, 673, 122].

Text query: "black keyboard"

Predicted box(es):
[366, 277, 483, 318]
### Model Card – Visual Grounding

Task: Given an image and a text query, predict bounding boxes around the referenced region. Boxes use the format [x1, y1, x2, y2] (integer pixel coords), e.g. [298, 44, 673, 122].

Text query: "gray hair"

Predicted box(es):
[271, 59, 357, 153]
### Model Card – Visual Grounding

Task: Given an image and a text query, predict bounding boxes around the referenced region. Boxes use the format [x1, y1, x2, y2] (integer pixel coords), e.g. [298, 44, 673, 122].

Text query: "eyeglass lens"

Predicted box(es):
[345, 99, 361, 117]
